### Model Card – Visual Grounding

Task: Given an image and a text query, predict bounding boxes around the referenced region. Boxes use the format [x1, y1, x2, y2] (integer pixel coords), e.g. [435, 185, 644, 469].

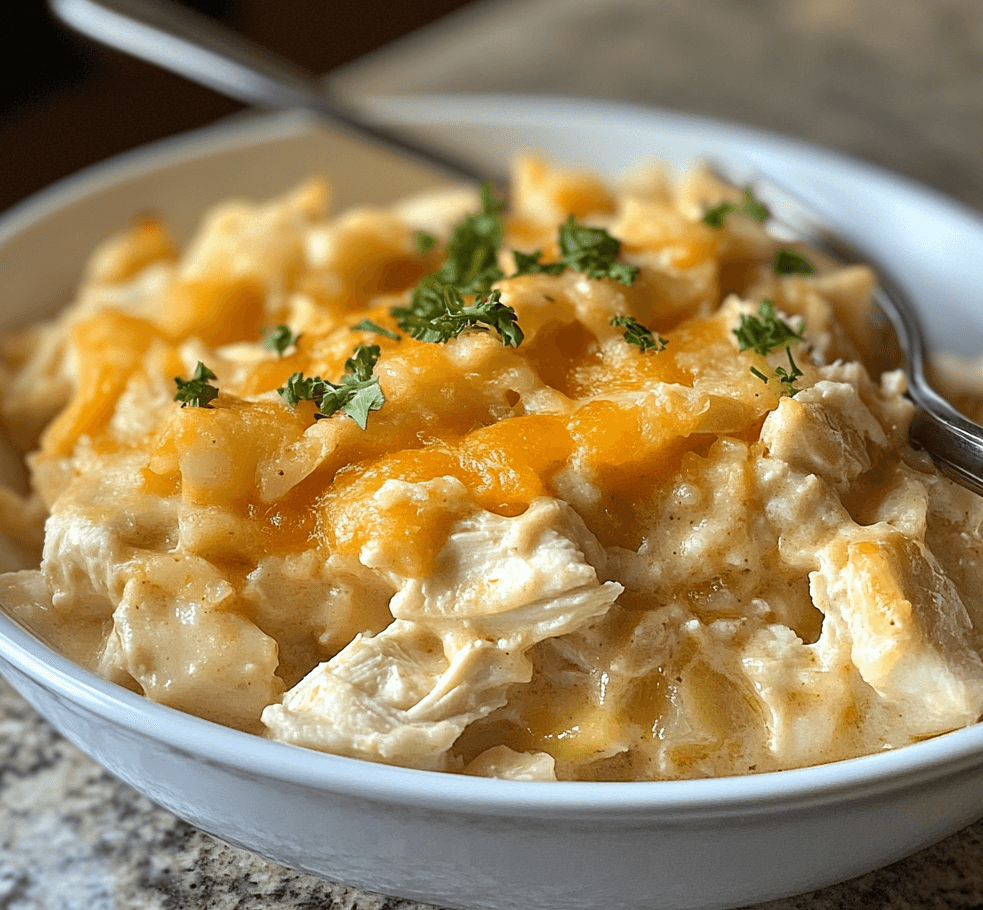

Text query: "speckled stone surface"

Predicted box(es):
[0, 678, 442, 909]
[5, 1, 983, 907]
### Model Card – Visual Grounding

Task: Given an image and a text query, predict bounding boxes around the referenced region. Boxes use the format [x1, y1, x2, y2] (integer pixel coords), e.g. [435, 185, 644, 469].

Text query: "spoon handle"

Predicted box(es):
[48, 0, 497, 189]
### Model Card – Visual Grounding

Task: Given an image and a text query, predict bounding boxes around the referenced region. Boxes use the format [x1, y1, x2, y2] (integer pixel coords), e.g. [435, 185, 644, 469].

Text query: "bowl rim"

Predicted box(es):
[6, 602, 983, 820]
[7, 93, 983, 240]
[3, 96, 983, 821]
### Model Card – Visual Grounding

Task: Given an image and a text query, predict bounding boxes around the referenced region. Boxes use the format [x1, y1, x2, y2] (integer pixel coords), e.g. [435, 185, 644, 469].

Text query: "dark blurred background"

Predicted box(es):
[7, 1, 983, 216]
[0, 0, 478, 214]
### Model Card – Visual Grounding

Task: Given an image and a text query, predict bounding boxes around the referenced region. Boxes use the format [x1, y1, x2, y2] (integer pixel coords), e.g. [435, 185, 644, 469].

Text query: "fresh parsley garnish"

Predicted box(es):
[774, 348, 804, 397]
[750, 348, 804, 397]
[610, 315, 667, 353]
[174, 362, 219, 408]
[264, 324, 299, 356]
[557, 217, 638, 284]
[511, 217, 638, 285]
[733, 299, 803, 356]
[277, 344, 385, 430]
[511, 249, 565, 277]
[392, 284, 523, 347]
[392, 186, 522, 347]
[414, 230, 436, 254]
[702, 188, 769, 227]
[734, 300, 805, 397]
[434, 183, 506, 297]
[772, 249, 815, 276]
[350, 318, 400, 340]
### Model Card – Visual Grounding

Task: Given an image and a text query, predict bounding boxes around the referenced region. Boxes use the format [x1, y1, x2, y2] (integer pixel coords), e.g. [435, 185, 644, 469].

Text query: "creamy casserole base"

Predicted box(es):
[1, 157, 982, 781]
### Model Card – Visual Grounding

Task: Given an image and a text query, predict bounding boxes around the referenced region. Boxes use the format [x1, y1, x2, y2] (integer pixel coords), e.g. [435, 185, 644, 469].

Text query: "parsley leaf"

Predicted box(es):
[510, 219, 638, 285]
[702, 203, 732, 229]
[610, 315, 667, 353]
[774, 347, 804, 397]
[174, 362, 219, 408]
[557, 217, 639, 285]
[702, 188, 769, 227]
[750, 353, 803, 396]
[344, 344, 381, 382]
[733, 299, 803, 356]
[414, 230, 436, 254]
[772, 249, 815, 276]
[277, 344, 385, 430]
[392, 283, 523, 347]
[511, 249, 565, 277]
[734, 300, 805, 397]
[738, 188, 769, 223]
[264, 324, 299, 356]
[435, 183, 506, 297]
[278, 372, 325, 408]
[393, 186, 523, 347]
[350, 318, 400, 340]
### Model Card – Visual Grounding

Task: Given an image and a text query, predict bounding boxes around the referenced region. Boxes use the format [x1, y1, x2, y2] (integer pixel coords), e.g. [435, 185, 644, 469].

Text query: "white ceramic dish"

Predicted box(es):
[2, 96, 983, 910]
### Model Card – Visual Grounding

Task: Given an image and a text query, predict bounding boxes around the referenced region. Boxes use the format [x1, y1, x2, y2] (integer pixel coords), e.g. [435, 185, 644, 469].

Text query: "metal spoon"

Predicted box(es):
[47, 0, 499, 190]
[47, 0, 983, 496]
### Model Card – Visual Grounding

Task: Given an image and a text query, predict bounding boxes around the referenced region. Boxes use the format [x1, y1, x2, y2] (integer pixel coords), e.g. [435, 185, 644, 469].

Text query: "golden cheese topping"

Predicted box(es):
[2, 155, 983, 781]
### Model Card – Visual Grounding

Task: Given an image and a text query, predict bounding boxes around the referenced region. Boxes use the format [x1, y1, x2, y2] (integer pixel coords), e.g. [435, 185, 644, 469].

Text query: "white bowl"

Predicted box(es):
[3, 97, 983, 910]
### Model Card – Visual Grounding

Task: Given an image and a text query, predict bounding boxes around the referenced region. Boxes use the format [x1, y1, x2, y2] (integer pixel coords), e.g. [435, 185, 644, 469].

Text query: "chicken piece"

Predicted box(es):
[262, 495, 622, 770]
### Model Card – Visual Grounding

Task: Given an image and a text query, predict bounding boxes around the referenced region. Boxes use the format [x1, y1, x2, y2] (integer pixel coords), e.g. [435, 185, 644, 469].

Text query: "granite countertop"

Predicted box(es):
[5, 0, 983, 907]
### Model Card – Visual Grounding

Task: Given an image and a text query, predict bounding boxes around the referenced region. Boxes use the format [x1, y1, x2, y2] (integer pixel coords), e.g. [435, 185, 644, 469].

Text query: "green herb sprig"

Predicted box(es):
[392, 284, 522, 347]
[392, 185, 524, 346]
[512, 217, 639, 285]
[174, 362, 219, 408]
[350, 318, 400, 341]
[772, 249, 815, 276]
[511, 249, 565, 277]
[433, 184, 506, 297]
[277, 344, 385, 430]
[264, 324, 299, 357]
[557, 217, 639, 284]
[414, 231, 436, 254]
[610, 315, 668, 353]
[733, 300, 805, 397]
[773, 348, 804, 397]
[702, 188, 769, 227]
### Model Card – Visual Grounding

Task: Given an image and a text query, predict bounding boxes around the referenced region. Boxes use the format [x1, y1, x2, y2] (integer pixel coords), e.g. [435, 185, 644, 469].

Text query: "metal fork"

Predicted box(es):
[726, 169, 983, 496]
